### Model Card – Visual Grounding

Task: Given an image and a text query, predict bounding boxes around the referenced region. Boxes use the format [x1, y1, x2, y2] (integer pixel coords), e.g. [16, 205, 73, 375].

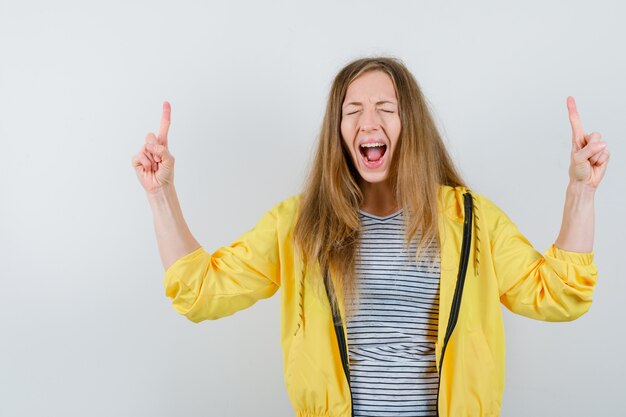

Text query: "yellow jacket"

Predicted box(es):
[164, 185, 597, 417]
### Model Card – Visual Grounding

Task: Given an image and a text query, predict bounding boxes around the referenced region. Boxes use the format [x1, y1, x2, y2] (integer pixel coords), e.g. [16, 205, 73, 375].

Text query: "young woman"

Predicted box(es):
[132, 57, 609, 417]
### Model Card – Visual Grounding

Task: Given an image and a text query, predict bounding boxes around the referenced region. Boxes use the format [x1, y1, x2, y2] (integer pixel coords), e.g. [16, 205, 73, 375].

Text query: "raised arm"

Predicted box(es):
[554, 97, 610, 253]
[132, 101, 201, 269]
[492, 97, 609, 321]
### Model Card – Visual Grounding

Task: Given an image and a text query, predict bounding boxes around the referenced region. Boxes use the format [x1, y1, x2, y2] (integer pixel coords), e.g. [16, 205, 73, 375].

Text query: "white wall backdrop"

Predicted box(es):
[1, 0, 624, 416]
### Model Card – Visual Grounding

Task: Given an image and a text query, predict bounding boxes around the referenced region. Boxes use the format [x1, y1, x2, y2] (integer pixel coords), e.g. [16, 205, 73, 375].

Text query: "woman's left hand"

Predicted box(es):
[567, 96, 610, 190]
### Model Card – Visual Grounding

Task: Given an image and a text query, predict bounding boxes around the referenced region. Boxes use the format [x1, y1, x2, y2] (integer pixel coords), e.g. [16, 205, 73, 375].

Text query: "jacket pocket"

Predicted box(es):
[467, 329, 498, 415]
[468, 329, 495, 371]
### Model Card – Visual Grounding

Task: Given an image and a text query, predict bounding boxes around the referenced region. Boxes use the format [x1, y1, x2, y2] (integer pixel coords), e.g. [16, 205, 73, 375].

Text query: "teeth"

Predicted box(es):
[360, 143, 385, 148]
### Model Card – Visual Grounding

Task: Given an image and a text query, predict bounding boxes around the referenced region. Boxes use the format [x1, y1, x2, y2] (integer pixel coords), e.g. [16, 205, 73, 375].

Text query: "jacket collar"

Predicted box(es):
[438, 184, 471, 223]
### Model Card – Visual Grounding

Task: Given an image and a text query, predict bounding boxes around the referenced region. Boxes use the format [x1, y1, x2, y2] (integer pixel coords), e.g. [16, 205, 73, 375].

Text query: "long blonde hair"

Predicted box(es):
[294, 57, 465, 319]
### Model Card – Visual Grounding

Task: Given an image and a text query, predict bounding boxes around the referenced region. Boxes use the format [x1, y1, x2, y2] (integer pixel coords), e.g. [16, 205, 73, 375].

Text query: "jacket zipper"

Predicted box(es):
[324, 192, 473, 417]
[324, 269, 354, 417]
[436, 192, 474, 416]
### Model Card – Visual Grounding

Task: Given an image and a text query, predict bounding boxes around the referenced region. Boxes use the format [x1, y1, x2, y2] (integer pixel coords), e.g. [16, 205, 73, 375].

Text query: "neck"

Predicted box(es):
[359, 179, 398, 217]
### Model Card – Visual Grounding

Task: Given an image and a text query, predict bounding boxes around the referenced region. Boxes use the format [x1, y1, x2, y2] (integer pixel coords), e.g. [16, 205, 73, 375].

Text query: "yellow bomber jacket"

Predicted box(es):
[164, 186, 598, 417]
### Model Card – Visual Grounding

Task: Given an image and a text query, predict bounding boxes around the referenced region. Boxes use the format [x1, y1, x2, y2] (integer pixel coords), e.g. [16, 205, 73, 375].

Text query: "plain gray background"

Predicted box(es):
[1, 0, 624, 416]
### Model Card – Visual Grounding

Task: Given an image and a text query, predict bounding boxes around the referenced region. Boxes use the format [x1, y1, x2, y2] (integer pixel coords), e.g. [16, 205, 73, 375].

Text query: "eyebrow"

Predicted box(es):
[343, 100, 397, 108]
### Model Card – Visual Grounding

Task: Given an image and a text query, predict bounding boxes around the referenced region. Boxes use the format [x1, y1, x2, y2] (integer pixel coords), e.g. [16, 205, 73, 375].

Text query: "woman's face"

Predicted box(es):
[340, 70, 401, 185]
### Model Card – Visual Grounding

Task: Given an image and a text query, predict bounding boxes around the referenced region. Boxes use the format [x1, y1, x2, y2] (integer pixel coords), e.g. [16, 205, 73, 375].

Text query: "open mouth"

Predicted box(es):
[359, 142, 387, 165]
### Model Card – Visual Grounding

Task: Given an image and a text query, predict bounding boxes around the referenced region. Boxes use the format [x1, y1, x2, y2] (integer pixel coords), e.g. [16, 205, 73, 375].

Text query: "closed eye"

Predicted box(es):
[344, 109, 394, 115]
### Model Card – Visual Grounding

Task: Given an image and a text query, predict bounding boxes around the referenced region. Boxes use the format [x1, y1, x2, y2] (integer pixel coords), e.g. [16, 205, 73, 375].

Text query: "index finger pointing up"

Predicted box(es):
[567, 96, 585, 150]
[158, 101, 171, 147]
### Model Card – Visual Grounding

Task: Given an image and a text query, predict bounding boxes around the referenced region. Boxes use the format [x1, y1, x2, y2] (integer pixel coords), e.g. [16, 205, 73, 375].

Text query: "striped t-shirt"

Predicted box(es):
[346, 209, 440, 417]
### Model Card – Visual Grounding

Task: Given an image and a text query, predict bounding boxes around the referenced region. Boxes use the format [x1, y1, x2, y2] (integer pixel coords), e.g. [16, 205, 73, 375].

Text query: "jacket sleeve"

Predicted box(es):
[163, 202, 283, 323]
[482, 196, 598, 322]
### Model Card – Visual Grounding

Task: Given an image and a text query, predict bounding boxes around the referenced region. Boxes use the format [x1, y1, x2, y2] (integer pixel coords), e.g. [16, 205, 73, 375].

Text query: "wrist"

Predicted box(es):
[146, 184, 177, 206]
[567, 181, 596, 198]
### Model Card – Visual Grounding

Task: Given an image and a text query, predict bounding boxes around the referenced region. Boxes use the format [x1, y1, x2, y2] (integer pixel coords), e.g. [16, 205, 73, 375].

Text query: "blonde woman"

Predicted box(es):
[132, 57, 609, 417]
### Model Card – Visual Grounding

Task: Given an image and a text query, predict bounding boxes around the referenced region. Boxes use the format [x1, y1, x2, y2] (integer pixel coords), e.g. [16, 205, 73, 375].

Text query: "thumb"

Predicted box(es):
[573, 141, 606, 163]
[584, 131, 602, 145]
[146, 143, 174, 165]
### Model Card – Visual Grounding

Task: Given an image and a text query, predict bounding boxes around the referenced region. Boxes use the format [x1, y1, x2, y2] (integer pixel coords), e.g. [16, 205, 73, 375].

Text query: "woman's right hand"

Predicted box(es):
[132, 101, 175, 194]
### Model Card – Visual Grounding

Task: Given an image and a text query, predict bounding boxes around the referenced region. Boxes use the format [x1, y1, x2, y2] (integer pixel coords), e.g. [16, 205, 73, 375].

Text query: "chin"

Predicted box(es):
[357, 170, 389, 185]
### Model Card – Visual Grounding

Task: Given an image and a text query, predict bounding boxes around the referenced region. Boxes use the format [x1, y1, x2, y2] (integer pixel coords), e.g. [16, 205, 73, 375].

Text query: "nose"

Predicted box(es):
[359, 107, 381, 132]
